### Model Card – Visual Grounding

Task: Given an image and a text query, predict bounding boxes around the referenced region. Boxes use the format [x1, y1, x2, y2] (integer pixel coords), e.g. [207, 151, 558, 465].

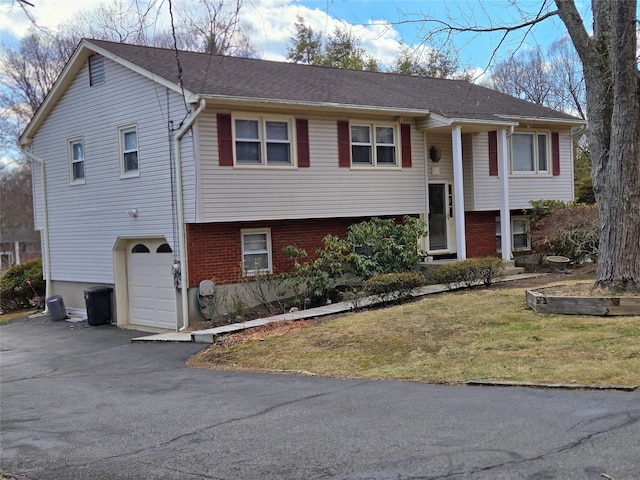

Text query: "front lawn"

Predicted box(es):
[188, 281, 640, 387]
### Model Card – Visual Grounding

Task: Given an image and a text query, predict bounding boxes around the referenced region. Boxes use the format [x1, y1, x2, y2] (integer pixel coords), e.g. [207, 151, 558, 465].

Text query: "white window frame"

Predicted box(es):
[68, 137, 85, 185]
[510, 130, 550, 175]
[241, 229, 272, 275]
[496, 216, 531, 252]
[119, 125, 139, 178]
[350, 123, 399, 168]
[232, 115, 296, 168]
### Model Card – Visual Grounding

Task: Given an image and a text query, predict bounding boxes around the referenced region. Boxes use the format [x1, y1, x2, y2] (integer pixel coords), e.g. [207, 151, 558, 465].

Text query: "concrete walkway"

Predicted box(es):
[133, 272, 546, 344]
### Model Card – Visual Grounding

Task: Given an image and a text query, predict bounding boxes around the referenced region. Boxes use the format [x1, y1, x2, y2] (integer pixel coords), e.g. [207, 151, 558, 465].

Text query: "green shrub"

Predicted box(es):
[0, 260, 44, 311]
[364, 272, 425, 304]
[430, 258, 504, 290]
[345, 216, 427, 279]
[284, 217, 427, 306]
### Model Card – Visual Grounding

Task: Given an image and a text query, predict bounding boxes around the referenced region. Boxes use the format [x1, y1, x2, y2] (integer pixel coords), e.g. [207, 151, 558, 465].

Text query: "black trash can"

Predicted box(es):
[84, 286, 113, 326]
[46, 295, 67, 321]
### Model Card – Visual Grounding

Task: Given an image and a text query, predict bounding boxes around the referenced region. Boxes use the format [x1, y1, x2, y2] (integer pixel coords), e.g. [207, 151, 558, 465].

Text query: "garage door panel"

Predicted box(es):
[127, 240, 177, 329]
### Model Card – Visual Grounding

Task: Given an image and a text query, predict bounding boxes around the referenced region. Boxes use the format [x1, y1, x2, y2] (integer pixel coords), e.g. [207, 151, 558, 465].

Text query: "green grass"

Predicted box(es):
[189, 285, 640, 386]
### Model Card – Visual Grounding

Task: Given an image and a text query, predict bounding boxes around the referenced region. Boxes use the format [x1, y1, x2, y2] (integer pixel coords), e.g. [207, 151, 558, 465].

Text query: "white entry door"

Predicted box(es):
[126, 239, 177, 329]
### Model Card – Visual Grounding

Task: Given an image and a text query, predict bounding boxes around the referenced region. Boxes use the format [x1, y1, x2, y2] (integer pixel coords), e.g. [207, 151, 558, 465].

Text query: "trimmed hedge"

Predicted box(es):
[430, 257, 504, 290]
[0, 260, 45, 311]
[364, 272, 424, 304]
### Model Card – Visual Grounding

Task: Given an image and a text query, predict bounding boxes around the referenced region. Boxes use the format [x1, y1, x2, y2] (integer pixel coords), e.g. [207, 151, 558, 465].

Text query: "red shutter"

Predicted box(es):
[551, 132, 560, 176]
[401, 123, 412, 168]
[337, 121, 351, 167]
[488, 130, 498, 176]
[217, 113, 233, 166]
[296, 119, 310, 168]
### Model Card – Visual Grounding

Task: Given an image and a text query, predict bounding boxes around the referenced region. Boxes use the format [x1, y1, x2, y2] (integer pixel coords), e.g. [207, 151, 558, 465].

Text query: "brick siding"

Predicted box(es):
[187, 216, 386, 287]
[465, 211, 498, 258]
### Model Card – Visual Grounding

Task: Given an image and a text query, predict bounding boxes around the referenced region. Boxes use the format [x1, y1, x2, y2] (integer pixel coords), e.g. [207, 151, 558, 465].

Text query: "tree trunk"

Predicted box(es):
[556, 0, 640, 290]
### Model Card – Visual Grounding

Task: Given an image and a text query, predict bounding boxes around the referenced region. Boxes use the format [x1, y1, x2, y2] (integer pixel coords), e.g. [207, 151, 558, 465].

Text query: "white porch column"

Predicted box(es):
[498, 128, 512, 260]
[451, 126, 466, 260]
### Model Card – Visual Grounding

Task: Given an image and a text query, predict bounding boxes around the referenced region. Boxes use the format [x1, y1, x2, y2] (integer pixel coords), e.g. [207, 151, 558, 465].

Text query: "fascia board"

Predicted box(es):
[497, 114, 587, 125]
[201, 94, 430, 118]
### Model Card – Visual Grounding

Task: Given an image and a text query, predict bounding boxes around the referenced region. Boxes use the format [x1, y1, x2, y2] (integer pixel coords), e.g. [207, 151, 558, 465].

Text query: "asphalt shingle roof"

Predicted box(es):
[89, 39, 579, 123]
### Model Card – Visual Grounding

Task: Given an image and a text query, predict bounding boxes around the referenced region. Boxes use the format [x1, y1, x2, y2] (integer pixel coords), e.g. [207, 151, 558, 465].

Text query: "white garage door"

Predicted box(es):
[126, 239, 177, 329]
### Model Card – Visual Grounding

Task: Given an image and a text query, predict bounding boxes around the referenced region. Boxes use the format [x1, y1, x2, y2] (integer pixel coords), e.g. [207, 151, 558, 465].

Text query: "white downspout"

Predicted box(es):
[21, 147, 52, 311]
[174, 98, 206, 331]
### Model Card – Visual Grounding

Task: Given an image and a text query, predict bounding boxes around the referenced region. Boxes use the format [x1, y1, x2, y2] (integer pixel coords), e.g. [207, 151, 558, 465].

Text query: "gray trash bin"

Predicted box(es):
[84, 286, 113, 326]
[46, 295, 67, 321]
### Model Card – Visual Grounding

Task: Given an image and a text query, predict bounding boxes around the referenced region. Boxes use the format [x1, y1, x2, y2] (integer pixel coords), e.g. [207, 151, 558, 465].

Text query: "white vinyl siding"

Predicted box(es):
[197, 115, 426, 222]
[29, 57, 190, 283]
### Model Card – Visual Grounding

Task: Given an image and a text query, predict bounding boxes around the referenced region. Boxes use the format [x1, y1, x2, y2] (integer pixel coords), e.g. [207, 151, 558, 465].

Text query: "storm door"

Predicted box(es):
[428, 183, 449, 251]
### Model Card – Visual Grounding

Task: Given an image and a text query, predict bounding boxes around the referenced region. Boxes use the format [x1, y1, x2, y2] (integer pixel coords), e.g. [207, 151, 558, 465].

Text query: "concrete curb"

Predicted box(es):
[466, 380, 639, 392]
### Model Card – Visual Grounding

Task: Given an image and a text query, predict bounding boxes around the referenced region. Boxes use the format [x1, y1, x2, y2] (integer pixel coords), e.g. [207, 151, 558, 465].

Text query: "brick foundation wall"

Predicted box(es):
[186, 216, 391, 287]
[465, 211, 498, 258]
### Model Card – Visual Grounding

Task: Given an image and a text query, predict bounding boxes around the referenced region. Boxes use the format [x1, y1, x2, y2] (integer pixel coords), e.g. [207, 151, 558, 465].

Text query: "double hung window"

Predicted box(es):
[511, 132, 549, 174]
[68, 138, 85, 183]
[241, 229, 272, 275]
[350, 124, 397, 167]
[119, 126, 139, 176]
[496, 217, 530, 251]
[234, 117, 293, 166]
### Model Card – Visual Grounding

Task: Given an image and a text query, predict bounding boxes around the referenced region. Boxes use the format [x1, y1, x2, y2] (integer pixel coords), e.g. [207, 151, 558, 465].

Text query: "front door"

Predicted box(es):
[428, 184, 448, 251]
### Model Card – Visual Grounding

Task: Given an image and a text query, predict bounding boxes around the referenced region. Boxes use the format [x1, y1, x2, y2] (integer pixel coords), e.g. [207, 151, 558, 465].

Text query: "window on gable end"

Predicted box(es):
[119, 125, 139, 177]
[89, 54, 104, 86]
[68, 138, 85, 184]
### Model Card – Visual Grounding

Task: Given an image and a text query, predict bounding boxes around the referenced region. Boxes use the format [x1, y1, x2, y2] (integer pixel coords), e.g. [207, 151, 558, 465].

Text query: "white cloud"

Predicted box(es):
[0, 0, 103, 41]
[0, 0, 407, 65]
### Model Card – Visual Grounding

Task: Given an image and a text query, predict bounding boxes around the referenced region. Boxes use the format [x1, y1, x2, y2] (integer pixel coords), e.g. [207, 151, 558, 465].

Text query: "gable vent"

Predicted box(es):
[89, 54, 104, 86]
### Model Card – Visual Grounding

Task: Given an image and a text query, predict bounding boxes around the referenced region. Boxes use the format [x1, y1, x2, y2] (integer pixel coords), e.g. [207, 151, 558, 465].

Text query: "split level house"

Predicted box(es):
[20, 39, 584, 331]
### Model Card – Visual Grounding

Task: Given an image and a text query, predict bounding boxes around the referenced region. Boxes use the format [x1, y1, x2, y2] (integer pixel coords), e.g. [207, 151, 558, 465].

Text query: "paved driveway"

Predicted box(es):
[1, 317, 639, 480]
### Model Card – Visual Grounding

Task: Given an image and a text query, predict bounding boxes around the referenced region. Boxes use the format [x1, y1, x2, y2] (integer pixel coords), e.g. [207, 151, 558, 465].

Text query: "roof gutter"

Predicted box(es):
[200, 94, 430, 117]
[20, 147, 52, 310]
[174, 98, 206, 332]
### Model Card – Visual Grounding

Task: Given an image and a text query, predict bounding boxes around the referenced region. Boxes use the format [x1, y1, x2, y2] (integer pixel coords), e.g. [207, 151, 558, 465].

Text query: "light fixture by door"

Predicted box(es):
[429, 145, 441, 162]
